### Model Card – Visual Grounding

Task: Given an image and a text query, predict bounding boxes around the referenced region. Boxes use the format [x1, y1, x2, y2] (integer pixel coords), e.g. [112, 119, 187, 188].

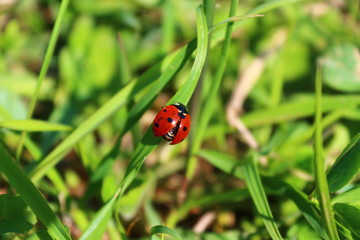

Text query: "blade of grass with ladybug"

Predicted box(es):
[79, 6, 208, 240]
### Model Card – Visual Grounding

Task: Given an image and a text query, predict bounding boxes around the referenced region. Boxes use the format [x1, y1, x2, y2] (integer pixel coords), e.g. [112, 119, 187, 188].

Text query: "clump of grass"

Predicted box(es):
[0, 0, 359, 239]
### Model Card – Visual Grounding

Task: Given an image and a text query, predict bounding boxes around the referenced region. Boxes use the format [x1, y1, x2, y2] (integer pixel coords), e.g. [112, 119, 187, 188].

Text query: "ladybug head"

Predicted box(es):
[173, 102, 188, 114]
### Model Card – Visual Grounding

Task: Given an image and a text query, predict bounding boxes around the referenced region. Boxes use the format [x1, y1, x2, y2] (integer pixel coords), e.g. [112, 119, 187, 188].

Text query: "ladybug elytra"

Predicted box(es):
[152, 103, 191, 145]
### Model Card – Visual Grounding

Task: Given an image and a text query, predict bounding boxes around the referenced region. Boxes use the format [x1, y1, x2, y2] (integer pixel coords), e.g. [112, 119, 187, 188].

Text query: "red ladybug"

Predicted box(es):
[152, 103, 191, 145]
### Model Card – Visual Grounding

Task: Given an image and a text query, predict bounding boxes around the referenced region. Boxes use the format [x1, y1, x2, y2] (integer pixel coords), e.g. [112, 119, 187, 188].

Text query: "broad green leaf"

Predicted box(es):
[150, 225, 182, 240]
[0, 195, 36, 234]
[27, 231, 53, 240]
[322, 44, 360, 92]
[333, 203, 360, 238]
[327, 133, 360, 192]
[0, 119, 72, 132]
[332, 186, 360, 204]
[0, 144, 71, 240]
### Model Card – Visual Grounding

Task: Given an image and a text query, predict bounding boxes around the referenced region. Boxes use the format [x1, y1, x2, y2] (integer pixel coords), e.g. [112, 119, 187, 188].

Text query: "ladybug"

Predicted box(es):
[152, 103, 191, 145]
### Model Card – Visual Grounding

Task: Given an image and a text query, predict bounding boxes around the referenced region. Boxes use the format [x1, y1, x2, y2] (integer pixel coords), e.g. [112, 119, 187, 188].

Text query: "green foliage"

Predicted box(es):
[0, 0, 359, 239]
[0, 195, 36, 234]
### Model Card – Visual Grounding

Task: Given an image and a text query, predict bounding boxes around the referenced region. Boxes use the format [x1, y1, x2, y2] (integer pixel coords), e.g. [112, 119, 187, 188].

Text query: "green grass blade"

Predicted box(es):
[247, 0, 303, 14]
[119, 39, 197, 136]
[198, 149, 328, 239]
[118, 5, 208, 197]
[29, 77, 152, 183]
[313, 66, 340, 240]
[79, 196, 117, 240]
[80, 6, 208, 239]
[149, 225, 182, 240]
[326, 133, 360, 192]
[0, 119, 72, 132]
[242, 95, 360, 128]
[0, 144, 71, 240]
[243, 153, 283, 240]
[16, 0, 70, 160]
[187, 0, 239, 180]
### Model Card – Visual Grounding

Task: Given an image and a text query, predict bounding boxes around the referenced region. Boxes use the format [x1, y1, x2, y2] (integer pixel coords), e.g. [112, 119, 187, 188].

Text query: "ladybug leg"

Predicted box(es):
[162, 120, 181, 142]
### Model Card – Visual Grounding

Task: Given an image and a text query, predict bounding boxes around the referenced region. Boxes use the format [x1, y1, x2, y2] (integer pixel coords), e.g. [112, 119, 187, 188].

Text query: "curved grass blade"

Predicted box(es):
[242, 95, 360, 128]
[0, 119, 72, 132]
[243, 153, 283, 240]
[0, 144, 71, 240]
[313, 66, 340, 240]
[118, 39, 197, 137]
[187, 0, 239, 180]
[79, 196, 117, 240]
[149, 225, 182, 240]
[79, 6, 208, 239]
[16, 0, 70, 160]
[118, 5, 208, 198]
[118, 4, 259, 139]
[247, 0, 303, 14]
[198, 149, 328, 239]
[29, 75, 153, 183]
[327, 133, 360, 192]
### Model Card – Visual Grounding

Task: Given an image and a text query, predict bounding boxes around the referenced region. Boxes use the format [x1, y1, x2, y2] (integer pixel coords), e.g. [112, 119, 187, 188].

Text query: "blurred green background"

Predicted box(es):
[0, 0, 359, 239]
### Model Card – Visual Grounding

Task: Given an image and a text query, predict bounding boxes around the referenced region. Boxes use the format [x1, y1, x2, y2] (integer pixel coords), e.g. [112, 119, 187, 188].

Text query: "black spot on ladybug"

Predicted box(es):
[178, 112, 186, 119]
[183, 127, 187, 131]
[163, 109, 167, 112]
[154, 122, 159, 128]
[167, 117, 173, 123]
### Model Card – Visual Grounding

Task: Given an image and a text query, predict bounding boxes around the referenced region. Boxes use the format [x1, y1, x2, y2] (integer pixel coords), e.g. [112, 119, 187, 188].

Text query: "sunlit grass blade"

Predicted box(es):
[80, 6, 208, 239]
[119, 39, 197, 136]
[117, 5, 208, 198]
[208, 14, 264, 33]
[313, 65, 340, 240]
[243, 153, 283, 240]
[242, 95, 360, 128]
[16, 0, 70, 160]
[332, 187, 360, 204]
[197, 149, 328, 238]
[0, 144, 71, 240]
[326, 133, 360, 192]
[79, 196, 117, 240]
[29, 76, 153, 183]
[150, 225, 182, 240]
[247, 0, 303, 14]
[0, 119, 72, 132]
[187, 0, 239, 180]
